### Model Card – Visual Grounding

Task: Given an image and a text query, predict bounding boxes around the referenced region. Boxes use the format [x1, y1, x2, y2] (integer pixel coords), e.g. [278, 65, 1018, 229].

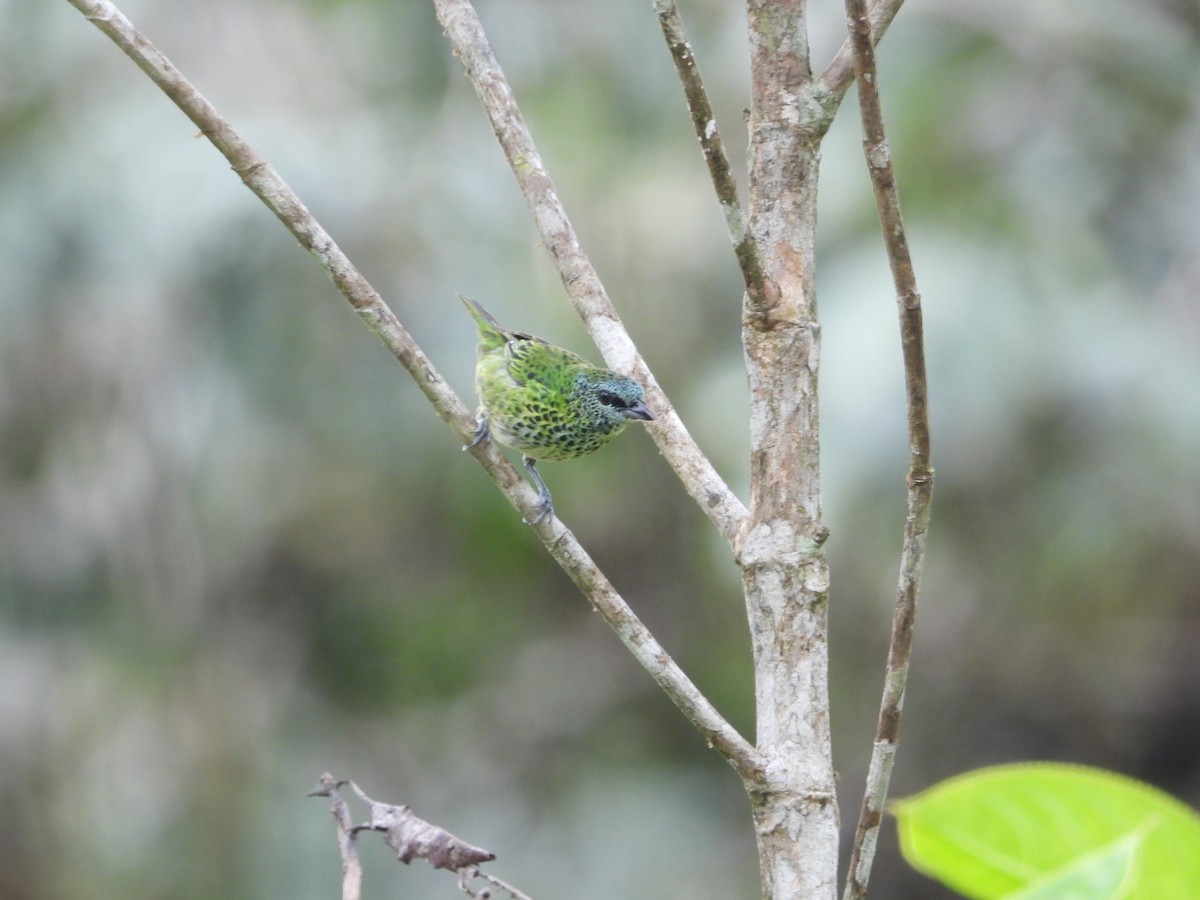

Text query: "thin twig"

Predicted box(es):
[66, 0, 761, 783]
[434, 0, 750, 546]
[460, 866, 534, 900]
[651, 0, 771, 311]
[816, 0, 907, 106]
[308, 775, 363, 900]
[840, 1, 933, 898]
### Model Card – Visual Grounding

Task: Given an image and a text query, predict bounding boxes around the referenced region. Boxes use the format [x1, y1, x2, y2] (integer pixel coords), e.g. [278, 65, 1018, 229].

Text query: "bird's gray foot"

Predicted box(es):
[464, 416, 490, 451]
[522, 457, 554, 525]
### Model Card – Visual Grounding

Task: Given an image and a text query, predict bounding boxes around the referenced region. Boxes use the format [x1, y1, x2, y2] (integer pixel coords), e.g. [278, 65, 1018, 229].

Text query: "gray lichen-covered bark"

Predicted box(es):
[734, 0, 849, 897]
[737, 2, 841, 896]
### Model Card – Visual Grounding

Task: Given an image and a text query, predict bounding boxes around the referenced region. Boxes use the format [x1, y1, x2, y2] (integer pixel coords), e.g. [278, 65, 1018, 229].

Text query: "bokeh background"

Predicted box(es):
[4, 0, 1199, 897]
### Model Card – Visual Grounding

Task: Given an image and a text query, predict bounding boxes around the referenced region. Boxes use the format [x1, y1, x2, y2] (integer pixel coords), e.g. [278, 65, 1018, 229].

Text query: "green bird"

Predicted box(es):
[462, 296, 654, 524]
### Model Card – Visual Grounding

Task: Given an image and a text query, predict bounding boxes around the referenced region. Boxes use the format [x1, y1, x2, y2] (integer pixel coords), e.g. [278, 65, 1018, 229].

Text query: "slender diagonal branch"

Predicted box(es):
[309, 776, 363, 900]
[840, 2, 933, 898]
[67, 0, 762, 782]
[434, 0, 749, 546]
[651, 0, 772, 310]
[816, 0, 907, 106]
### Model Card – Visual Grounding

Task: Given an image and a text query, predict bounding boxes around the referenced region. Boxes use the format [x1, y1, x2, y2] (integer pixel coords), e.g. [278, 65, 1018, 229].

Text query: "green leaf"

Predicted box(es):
[1004, 828, 1142, 899]
[893, 763, 1200, 899]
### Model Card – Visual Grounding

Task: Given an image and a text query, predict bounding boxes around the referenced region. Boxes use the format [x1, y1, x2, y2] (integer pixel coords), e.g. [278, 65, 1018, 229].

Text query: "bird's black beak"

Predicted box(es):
[625, 400, 655, 421]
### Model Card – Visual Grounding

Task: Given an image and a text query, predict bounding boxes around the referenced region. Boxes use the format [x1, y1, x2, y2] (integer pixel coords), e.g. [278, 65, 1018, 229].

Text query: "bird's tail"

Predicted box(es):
[459, 294, 509, 352]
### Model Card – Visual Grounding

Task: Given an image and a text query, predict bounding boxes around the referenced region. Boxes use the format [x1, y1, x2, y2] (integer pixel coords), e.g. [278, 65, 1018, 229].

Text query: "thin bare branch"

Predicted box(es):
[651, 0, 771, 310]
[547, 534, 763, 779]
[67, 0, 761, 783]
[68, 0, 485, 469]
[840, 1, 933, 897]
[308, 775, 363, 900]
[460, 867, 534, 900]
[434, 0, 749, 546]
[817, 0, 907, 106]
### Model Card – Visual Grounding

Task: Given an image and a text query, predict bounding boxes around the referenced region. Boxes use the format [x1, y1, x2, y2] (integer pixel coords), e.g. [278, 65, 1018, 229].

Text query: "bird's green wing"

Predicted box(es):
[504, 334, 591, 391]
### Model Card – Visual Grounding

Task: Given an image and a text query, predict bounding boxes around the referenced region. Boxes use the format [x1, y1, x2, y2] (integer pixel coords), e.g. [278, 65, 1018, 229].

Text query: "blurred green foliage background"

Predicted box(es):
[3, 0, 1199, 897]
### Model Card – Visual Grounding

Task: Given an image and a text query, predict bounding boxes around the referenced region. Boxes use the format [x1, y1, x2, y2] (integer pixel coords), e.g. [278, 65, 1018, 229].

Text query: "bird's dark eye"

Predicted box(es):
[597, 391, 621, 407]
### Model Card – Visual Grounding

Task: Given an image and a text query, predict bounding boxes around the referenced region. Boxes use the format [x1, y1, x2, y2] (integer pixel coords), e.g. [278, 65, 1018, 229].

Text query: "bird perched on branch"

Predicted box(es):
[461, 296, 654, 524]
